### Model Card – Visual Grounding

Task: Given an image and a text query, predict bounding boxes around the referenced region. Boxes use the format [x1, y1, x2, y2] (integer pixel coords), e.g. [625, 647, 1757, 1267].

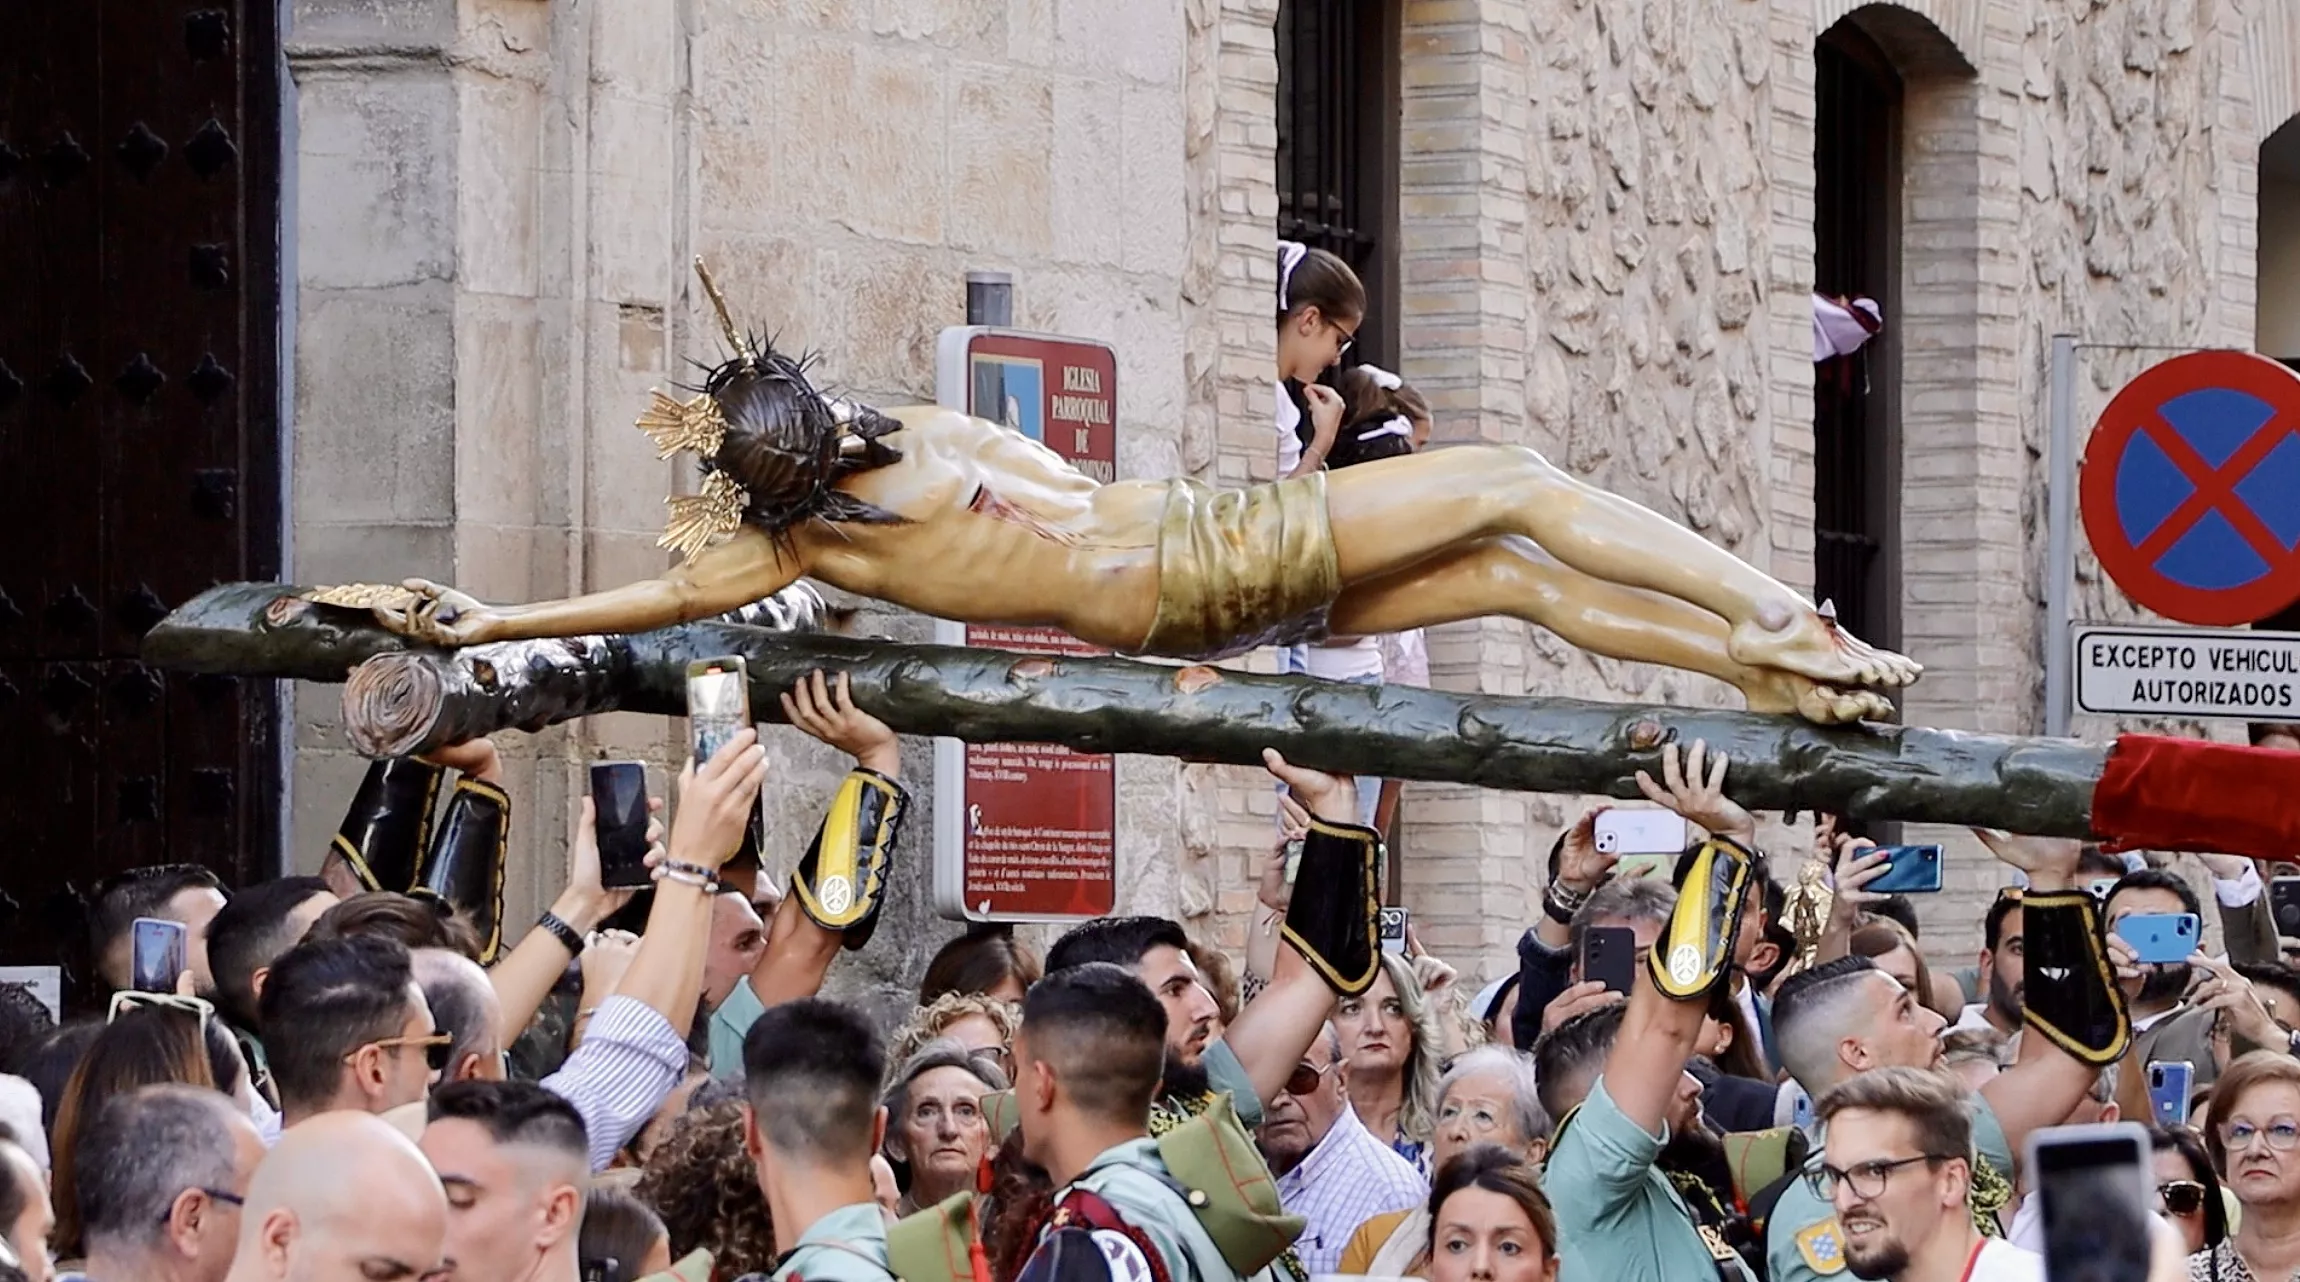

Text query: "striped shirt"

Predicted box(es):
[540, 995, 690, 1172]
[1274, 1102, 1428, 1273]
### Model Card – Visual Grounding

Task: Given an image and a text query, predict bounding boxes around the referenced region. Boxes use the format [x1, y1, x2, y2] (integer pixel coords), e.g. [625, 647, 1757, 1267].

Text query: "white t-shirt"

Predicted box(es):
[1968, 1237, 2046, 1281]
[1302, 637, 1384, 681]
[1276, 381, 1303, 475]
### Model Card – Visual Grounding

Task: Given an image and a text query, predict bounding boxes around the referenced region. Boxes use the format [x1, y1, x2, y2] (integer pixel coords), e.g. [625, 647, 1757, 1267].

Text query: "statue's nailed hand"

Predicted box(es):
[377, 578, 500, 647]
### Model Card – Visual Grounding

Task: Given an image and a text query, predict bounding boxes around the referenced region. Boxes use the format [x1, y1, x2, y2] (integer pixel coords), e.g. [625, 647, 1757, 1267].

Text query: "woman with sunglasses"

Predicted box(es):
[2149, 1124, 2227, 1258]
[2194, 1051, 2300, 1280]
[48, 995, 249, 1263]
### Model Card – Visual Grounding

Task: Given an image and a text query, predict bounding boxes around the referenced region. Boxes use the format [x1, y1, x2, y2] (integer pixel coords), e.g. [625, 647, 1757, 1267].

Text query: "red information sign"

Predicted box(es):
[931, 329, 1120, 921]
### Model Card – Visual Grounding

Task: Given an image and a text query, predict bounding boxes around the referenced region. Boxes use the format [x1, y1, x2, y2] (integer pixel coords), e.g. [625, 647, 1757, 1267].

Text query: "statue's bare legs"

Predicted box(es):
[1327, 536, 1898, 723]
[1322, 446, 1920, 695]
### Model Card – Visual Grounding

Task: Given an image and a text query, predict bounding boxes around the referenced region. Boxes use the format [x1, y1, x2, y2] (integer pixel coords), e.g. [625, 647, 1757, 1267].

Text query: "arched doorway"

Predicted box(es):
[1811, 19, 1905, 652]
[2261, 118, 2300, 373]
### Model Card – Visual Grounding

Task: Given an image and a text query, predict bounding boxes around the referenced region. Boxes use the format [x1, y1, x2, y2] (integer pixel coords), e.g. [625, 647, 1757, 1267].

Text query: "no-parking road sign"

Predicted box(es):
[2078, 351, 2300, 626]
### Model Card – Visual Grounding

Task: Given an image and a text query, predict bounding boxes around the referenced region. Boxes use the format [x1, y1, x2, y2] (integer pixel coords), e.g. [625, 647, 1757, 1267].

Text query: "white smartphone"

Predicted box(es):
[1593, 810, 1688, 856]
[2029, 1122, 2155, 1282]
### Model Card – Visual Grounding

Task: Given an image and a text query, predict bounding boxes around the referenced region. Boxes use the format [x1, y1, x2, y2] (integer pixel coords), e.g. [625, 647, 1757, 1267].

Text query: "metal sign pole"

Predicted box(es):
[2045, 334, 2078, 737]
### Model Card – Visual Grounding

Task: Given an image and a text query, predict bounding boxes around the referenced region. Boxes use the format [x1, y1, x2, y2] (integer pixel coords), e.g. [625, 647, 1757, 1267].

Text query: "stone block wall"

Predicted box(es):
[280, 0, 2300, 1003]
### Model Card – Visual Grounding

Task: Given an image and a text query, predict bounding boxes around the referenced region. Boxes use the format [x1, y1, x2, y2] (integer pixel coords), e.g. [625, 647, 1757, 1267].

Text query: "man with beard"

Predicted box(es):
[1763, 830, 2128, 1282]
[2106, 869, 2281, 1098]
[1812, 1068, 2041, 1281]
[1045, 750, 1379, 1132]
[1950, 894, 2025, 1039]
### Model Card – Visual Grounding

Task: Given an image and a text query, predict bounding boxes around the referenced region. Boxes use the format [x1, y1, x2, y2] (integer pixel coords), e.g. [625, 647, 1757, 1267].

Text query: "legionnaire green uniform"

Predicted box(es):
[1544, 1078, 1755, 1282]
[1763, 888, 2129, 1282]
[749, 1203, 895, 1282]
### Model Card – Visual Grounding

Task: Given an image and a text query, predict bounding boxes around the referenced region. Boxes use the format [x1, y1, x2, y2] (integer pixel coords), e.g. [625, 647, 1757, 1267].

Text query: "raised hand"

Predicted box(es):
[669, 728, 769, 872]
[422, 736, 503, 784]
[1634, 739, 1757, 845]
[1973, 828, 2082, 892]
[564, 793, 653, 928]
[1262, 748, 1358, 826]
[1555, 808, 1620, 895]
[781, 670, 900, 775]
[1542, 979, 1625, 1034]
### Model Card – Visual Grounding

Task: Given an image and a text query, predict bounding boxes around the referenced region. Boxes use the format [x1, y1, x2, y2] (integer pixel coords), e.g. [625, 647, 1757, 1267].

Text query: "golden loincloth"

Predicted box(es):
[1134, 473, 1341, 659]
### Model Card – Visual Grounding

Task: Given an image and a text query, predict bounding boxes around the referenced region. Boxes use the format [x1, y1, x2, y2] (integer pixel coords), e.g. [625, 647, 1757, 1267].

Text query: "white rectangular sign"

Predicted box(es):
[2073, 625, 2300, 720]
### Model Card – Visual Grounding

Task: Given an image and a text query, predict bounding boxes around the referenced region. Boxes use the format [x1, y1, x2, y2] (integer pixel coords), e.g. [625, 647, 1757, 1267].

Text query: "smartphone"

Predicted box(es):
[2274, 875, 2300, 936]
[2030, 1122, 2154, 1282]
[2115, 912, 2201, 965]
[2089, 876, 2121, 901]
[1281, 837, 1304, 887]
[1594, 810, 1686, 856]
[130, 917, 187, 993]
[2148, 1060, 2195, 1127]
[590, 761, 653, 890]
[1582, 924, 1638, 996]
[1865, 845, 1945, 894]
[1789, 1088, 1814, 1129]
[1378, 907, 1409, 956]
[685, 656, 752, 764]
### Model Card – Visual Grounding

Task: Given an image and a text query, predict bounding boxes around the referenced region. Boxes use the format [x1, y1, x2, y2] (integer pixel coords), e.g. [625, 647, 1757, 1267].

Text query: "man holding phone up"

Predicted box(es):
[1762, 836, 2131, 1282]
[705, 672, 915, 1077]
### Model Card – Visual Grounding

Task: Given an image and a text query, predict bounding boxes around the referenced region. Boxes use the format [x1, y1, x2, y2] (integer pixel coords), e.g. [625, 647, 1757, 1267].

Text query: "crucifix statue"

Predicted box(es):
[367, 262, 1918, 727]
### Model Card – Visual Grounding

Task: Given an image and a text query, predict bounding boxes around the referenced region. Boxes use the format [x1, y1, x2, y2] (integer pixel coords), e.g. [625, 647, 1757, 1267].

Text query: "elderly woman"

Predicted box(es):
[2193, 1050, 2300, 1280]
[1335, 951, 1449, 1173]
[882, 1038, 1010, 1217]
[1339, 1046, 1549, 1277]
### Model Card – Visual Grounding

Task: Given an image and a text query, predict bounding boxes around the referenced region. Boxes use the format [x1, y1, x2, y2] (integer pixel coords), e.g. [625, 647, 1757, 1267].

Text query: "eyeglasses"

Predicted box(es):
[1804, 1153, 1950, 1201]
[354, 1031, 454, 1073]
[2221, 1118, 2300, 1152]
[2158, 1180, 2208, 1216]
[1283, 1059, 1339, 1097]
[109, 990, 213, 1032]
[159, 1189, 244, 1223]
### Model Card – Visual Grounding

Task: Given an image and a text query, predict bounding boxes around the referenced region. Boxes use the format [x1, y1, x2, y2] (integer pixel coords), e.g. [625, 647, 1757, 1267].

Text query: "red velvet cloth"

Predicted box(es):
[2093, 733, 2300, 858]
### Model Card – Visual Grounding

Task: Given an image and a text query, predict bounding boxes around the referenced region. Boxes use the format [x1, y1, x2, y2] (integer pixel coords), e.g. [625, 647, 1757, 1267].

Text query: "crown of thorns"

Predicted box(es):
[639, 260, 898, 560]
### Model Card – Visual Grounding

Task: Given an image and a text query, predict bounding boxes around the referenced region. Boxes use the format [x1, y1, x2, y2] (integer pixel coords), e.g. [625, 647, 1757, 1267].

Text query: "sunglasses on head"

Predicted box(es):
[108, 990, 213, 1033]
[2159, 1180, 2207, 1216]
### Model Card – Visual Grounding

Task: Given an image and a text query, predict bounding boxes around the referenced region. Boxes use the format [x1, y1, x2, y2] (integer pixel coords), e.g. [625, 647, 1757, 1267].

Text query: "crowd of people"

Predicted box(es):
[4, 246, 2298, 1282]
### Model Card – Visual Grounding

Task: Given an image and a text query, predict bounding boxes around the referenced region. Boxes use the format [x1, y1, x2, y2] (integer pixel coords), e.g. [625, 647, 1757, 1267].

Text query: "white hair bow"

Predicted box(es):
[1361, 365, 1403, 391]
[1278, 240, 1309, 311]
[1355, 415, 1414, 443]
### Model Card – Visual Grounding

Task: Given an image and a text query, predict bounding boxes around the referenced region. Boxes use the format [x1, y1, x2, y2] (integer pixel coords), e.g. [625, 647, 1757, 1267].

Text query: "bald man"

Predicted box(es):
[222, 1112, 448, 1282]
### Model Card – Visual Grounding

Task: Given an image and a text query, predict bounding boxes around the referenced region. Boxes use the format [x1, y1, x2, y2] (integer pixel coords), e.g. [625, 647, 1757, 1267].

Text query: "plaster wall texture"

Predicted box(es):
[283, 0, 2300, 1010]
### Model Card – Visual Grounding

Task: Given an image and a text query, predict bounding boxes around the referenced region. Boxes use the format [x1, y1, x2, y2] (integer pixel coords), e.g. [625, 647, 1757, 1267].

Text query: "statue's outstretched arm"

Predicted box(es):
[381, 529, 802, 646]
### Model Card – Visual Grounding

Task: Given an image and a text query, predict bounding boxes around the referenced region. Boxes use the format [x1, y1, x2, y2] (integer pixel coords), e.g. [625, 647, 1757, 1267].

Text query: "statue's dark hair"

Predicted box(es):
[701, 339, 907, 536]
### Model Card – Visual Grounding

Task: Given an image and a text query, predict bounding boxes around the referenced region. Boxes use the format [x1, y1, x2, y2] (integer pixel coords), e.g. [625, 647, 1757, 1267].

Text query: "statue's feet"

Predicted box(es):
[1727, 603, 1922, 694]
[1738, 670, 1898, 725]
